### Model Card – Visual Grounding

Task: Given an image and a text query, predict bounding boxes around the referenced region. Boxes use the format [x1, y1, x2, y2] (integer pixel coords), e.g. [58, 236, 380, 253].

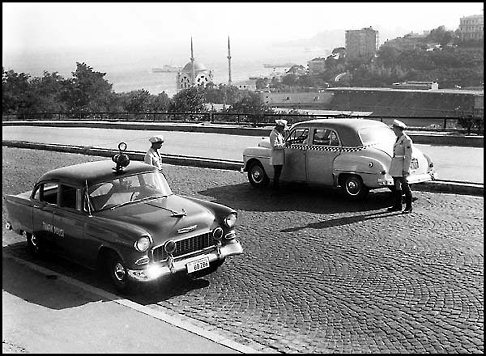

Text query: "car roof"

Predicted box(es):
[292, 118, 387, 146]
[38, 160, 158, 187]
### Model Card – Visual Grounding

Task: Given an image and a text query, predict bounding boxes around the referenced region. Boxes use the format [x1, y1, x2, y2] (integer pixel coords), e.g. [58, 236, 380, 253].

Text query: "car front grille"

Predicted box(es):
[152, 233, 214, 262]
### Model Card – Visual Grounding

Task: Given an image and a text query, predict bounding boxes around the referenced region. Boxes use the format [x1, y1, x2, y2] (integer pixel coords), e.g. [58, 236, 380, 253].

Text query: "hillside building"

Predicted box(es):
[458, 14, 484, 41]
[345, 26, 379, 63]
[307, 58, 327, 75]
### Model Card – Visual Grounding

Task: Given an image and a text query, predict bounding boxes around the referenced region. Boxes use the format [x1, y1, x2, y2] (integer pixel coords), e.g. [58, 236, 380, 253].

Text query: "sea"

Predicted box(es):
[3, 44, 330, 98]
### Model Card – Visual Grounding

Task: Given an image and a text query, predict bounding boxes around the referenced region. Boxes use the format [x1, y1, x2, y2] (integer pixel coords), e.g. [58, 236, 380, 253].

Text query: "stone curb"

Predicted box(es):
[3, 140, 483, 197]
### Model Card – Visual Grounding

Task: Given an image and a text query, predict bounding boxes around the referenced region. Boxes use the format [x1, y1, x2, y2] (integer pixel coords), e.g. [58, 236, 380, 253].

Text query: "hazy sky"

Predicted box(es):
[3, 2, 484, 53]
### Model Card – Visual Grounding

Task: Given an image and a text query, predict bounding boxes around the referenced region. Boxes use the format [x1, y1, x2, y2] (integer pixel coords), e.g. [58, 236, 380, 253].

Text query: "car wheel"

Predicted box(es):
[106, 253, 132, 293]
[341, 175, 369, 200]
[247, 162, 269, 188]
[24, 231, 42, 257]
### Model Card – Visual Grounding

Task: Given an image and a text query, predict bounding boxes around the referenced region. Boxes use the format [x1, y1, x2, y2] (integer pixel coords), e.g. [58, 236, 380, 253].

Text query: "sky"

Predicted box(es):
[2, 2, 483, 93]
[3, 2, 484, 53]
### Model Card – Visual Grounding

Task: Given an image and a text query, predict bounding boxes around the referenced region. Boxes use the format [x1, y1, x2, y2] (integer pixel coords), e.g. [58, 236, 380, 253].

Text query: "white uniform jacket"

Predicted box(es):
[144, 148, 163, 170]
[389, 133, 413, 177]
[269, 128, 285, 166]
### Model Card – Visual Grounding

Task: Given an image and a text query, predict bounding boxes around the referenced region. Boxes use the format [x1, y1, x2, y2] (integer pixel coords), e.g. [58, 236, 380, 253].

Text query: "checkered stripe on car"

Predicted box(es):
[290, 144, 369, 152]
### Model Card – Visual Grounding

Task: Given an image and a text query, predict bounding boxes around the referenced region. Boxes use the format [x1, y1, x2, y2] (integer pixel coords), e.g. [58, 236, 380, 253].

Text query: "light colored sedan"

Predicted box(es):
[242, 118, 437, 199]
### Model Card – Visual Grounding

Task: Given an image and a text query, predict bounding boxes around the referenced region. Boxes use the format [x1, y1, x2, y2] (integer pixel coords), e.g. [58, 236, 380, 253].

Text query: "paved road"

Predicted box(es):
[3, 148, 483, 353]
[2, 125, 484, 184]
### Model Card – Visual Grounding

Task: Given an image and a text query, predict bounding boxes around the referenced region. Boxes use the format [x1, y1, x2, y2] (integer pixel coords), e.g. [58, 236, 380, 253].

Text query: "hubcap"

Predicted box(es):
[347, 179, 360, 195]
[114, 262, 126, 281]
[31, 234, 38, 248]
[252, 168, 262, 183]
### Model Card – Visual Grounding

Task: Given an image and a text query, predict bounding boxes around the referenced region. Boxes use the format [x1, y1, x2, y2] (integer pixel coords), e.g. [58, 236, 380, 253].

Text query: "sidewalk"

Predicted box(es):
[3, 253, 259, 354]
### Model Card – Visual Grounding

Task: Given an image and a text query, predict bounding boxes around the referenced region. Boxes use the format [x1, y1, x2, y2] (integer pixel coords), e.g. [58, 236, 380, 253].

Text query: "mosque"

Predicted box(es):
[176, 37, 234, 91]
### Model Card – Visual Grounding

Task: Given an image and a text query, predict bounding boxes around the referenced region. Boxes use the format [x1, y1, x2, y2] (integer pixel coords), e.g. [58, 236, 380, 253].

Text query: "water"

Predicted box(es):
[3, 43, 328, 97]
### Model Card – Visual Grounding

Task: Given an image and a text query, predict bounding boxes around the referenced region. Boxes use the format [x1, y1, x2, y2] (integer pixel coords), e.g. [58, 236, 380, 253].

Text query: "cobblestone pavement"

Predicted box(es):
[2, 148, 484, 353]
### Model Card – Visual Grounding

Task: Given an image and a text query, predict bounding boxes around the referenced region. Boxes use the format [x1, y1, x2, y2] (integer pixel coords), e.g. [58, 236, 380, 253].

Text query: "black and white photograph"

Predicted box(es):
[2, 2, 483, 353]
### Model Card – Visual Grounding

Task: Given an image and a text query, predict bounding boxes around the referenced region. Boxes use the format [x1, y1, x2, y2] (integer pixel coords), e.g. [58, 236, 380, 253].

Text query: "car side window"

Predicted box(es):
[286, 128, 309, 145]
[59, 184, 79, 210]
[312, 128, 340, 146]
[35, 182, 58, 205]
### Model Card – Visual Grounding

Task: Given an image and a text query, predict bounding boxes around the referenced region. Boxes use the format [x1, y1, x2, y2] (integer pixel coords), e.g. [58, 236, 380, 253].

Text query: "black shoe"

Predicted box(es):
[387, 206, 401, 212]
[402, 207, 413, 214]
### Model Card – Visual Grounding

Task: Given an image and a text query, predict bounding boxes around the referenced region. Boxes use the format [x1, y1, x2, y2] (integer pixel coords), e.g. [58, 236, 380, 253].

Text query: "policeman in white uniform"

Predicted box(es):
[144, 135, 164, 171]
[269, 119, 287, 190]
[387, 120, 414, 214]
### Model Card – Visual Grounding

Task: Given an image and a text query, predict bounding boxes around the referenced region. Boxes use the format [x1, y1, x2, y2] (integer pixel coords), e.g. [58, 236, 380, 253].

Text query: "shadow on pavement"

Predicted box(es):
[3, 241, 213, 308]
[198, 182, 394, 214]
[281, 210, 394, 232]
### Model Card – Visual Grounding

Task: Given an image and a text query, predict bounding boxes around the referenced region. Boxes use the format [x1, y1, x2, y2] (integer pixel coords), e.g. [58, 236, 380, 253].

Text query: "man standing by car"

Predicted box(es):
[269, 119, 287, 191]
[387, 120, 414, 214]
[144, 135, 164, 171]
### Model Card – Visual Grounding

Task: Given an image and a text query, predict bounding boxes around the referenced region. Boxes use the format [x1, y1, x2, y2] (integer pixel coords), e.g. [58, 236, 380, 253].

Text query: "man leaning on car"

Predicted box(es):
[269, 119, 288, 191]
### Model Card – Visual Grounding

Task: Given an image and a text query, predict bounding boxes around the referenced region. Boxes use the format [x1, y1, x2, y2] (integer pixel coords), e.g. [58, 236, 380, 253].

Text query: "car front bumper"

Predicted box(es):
[127, 240, 243, 282]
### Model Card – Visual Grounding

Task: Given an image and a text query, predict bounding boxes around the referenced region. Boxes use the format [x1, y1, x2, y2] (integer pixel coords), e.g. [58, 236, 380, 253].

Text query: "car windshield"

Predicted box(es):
[87, 171, 172, 212]
[358, 126, 396, 151]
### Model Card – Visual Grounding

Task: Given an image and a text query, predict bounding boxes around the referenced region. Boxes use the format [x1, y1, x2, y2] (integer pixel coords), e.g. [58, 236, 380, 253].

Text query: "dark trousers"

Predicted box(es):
[273, 165, 283, 189]
[392, 176, 413, 208]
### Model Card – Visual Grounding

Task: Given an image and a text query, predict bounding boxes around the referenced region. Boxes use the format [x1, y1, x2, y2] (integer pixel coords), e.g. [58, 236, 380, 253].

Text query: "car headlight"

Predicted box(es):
[134, 236, 151, 252]
[223, 213, 237, 228]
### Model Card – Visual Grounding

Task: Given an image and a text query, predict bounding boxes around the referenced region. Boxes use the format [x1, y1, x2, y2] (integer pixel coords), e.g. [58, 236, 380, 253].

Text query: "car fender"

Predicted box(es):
[85, 217, 150, 268]
[183, 195, 236, 218]
[333, 154, 387, 187]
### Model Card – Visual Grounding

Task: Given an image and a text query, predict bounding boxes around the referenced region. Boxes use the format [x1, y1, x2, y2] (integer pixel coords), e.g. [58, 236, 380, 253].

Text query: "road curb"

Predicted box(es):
[2, 252, 275, 354]
[2, 140, 483, 196]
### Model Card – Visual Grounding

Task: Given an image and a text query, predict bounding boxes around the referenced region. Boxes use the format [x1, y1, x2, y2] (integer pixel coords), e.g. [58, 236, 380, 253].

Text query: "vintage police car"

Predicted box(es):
[4, 143, 242, 292]
[242, 118, 437, 199]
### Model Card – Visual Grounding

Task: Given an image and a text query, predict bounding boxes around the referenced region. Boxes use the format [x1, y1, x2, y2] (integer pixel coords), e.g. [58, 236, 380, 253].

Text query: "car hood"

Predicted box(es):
[96, 195, 215, 244]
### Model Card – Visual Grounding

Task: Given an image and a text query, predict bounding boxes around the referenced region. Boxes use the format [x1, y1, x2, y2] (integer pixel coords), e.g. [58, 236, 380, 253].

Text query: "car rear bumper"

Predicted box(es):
[376, 172, 438, 187]
[127, 240, 243, 282]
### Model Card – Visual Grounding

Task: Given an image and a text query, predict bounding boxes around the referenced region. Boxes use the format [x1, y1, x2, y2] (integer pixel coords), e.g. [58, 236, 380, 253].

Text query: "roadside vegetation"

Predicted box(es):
[2, 26, 483, 131]
[266, 26, 483, 91]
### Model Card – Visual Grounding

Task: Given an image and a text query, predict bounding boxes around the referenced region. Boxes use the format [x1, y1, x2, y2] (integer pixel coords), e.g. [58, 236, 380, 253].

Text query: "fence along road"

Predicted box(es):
[1, 124, 484, 185]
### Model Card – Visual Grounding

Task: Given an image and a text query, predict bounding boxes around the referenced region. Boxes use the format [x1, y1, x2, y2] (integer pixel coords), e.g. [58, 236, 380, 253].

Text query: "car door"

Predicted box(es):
[52, 183, 93, 265]
[281, 127, 309, 182]
[306, 127, 342, 185]
[32, 181, 58, 250]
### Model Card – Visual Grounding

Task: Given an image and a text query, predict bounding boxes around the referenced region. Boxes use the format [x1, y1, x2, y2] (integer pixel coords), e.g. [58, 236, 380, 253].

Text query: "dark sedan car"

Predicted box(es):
[5, 146, 242, 292]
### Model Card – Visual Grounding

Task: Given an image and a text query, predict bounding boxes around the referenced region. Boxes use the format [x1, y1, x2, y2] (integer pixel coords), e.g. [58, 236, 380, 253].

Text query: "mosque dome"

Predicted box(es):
[182, 61, 207, 73]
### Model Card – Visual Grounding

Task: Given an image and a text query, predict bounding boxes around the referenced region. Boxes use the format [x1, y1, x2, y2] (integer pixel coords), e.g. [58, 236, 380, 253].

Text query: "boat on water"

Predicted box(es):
[152, 65, 182, 73]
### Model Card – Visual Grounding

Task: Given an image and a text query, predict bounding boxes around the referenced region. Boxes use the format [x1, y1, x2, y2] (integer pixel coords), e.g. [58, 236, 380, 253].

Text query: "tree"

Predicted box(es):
[149, 92, 171, 112]
[427, 26, 455, 47]
[122, 89, 152, 113]
[64, 62, 114, 114]
[2, 68, 31, 115]
[169, 87, 206, 113]
[29, 71, 68, 114]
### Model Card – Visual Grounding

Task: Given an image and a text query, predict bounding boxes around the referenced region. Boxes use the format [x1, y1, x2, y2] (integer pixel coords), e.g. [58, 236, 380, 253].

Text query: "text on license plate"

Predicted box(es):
[187, 256, 210, 273]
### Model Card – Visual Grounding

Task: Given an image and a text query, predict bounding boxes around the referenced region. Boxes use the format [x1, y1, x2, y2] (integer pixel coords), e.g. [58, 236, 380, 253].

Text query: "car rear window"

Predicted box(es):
[359, 126, 396, 147]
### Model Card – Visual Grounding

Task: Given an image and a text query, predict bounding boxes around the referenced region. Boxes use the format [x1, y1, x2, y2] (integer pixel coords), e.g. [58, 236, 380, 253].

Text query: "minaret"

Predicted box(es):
[190, 37, 195, 86]
[227, 36, 232, 86]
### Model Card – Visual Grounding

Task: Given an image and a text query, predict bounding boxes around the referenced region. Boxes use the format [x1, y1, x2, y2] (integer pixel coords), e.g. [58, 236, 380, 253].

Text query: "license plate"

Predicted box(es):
[186, 256, 210, 273]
